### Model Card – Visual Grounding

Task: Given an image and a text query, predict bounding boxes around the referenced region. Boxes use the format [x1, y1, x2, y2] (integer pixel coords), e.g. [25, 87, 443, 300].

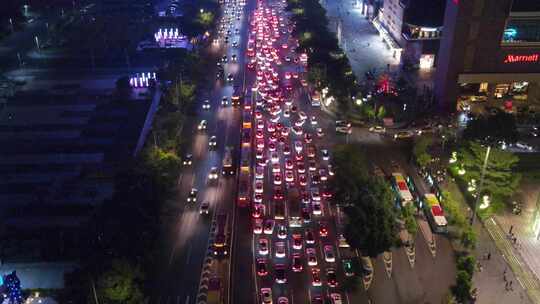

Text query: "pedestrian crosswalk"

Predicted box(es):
[485, 217, 540, 302]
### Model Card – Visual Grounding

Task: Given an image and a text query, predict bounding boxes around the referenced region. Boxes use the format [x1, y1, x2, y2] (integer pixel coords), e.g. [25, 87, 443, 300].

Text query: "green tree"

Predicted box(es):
[166, 81, 196, 112]
[307, 64, 327, 89]
[459, 141, 521, 202]
[413, 137, 433, 168]
[402, 204, 418, 242]
[96, 259, 144, 304]
[457, 255, 476, 277]
[452, 270, 472, 303]
[329, 144, 369, 205]
[376, 105, 387, 120]
[460, 227, 477, 251]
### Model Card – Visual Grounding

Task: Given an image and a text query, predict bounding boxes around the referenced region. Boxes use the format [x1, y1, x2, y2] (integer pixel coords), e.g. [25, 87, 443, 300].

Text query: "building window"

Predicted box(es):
[502, 18, 540, 44]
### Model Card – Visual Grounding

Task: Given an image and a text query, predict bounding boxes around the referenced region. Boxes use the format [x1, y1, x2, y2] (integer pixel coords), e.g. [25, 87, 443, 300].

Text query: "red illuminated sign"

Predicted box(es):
[504, 54, 539, 63]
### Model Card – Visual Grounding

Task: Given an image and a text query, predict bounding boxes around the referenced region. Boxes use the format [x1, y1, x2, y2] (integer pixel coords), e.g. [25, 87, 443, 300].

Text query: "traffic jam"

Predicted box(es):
[241, 0, 348, 303]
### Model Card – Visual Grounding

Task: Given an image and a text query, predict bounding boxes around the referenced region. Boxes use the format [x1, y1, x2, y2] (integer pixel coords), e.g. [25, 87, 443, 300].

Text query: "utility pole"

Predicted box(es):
[470, 146, 491, 225]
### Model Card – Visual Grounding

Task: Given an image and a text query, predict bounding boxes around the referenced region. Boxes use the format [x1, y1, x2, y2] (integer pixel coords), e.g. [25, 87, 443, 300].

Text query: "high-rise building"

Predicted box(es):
[377, 0, 446, 67]
[435, 0, 540, 112]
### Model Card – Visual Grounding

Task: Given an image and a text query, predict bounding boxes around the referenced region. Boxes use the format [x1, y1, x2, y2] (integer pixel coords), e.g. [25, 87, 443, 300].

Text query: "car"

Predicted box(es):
[305, 248, 318, 266]
[268, 142, 276, 151]
[311, 268, 322, 286]
[299, 174, 307, 186]
[198, 119, 208, 130]
[283, 145, 291, 155]
[285, 170, 294, 183]
[326, 268, 338, 287]
[311, 295, 324, 304]
[292, 126, 303, 135]
[257, 120, 265, 130]
[275, 241, 286, 258]
[277, 225, 287, 239]
[253, 193, 263, 203]
[221, 55, 228, 62]
[310, 116, 318, 125]
[369, 126, 386, 133]
[277, 297, 289, 304]
[321, 149, 329, 161]
[304, 133, 313, 143]
[324, 245, 335, 262]
[258, 238, 269, 255]
[255, 166, 264, 179]
[231, 54, 237, 62]
[294, 119, 305, 127]
[199, 201, 210, 214]
[330, 293, 343, 304]
[319, 169, 328, 181]
[187, 188, 198, 203]
[263, 219, 275, 235]
[394, 130, 414, 139]
[316, 128, 324, 137]
[271, 152, 280, 163]
[298, 111, 307, 120]
[285, 159, 294, 170]
[292, 254, 303, 272]
[253, 218, 263, 234]
[275, 264, 287, 283]
[302, 208, 312, 223]
[256, 149, 264, 160]
[209, 136, 217, 147]
[305, 229, 315, 244]
[232, 40, 238, 47]
[227, 73, 234, 82]
[260, 288, 272, 304]
[307, 145, 316, 158]
[252, 204, 265, 219]
[257, 258, 268, 276]
[311, 188, 321, 201]
[273, 187, 284, 200]
[294, 141, 303, 153]
[183, 154, 193, 166]
[319, 222, 329, 237]
[272, 163, 281, 174]
[342, 259, 355, 276]
[202, 99, 211, 110]
[208, 167, 219, 180]
[335, 120, 352, 134]
[254, 181, 264, 193]
[309, 160, 317, 172]
[292, 233, 303, 250]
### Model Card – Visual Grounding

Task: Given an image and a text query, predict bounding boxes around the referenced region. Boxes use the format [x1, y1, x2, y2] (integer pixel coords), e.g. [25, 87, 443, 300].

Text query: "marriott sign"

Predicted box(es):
[504, 53, 540, 64]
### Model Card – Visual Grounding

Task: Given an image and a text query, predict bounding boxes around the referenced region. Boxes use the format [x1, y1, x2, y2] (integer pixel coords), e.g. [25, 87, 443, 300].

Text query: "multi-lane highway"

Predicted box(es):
[153, 0, 254, 303]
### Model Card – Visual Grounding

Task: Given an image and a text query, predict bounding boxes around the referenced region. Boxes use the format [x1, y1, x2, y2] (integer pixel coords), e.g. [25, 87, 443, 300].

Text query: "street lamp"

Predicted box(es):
[470, 146, 491, 225]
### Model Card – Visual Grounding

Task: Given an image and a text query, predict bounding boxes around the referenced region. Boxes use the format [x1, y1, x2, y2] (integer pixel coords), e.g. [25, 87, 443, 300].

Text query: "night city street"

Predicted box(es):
[1, 0, 540, 304]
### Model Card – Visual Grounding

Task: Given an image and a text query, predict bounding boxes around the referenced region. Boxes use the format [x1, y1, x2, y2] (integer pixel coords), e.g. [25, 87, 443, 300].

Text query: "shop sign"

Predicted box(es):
[504, 54, 539, 64]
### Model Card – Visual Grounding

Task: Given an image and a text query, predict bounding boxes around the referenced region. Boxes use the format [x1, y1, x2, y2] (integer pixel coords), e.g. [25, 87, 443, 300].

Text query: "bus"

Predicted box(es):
[242, 109, 252, 129]
[391, 173, 413, 206]
[238, 147, 251, 207]
[288, 188, 302, 227]
[222, 146, 236, 176]
[240, 147, 250, 172]
[423, 194, 448, 233]
[213, 214, 229, 256]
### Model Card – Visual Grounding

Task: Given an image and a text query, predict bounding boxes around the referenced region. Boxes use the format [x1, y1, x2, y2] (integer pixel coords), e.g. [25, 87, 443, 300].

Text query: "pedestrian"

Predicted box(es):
[487, 252, 491, 260]
[509, 225, 514, 235]
[513, 236, 518, 244]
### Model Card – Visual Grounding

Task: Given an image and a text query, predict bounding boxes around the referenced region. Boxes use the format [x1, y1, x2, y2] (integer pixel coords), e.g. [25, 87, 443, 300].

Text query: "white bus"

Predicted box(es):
[391, 173, 413, 206]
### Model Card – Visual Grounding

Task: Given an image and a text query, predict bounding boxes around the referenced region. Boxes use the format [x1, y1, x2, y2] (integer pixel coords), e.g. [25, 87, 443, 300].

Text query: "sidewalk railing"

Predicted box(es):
[484, 217, 540, 303]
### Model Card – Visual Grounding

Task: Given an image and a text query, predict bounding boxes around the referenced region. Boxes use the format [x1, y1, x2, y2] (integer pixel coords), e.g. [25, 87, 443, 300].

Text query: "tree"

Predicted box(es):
[166, 81, 196, 112]
[413, 137, 433, 168]
[457, 255, 476, 277]
[453, 270, 472, 303]
[459, 141, 521, 202]
[460, 227, 477, 251]
[343, 178, 398, 257]
[402, 204, 418, 243]
[329, 144, 369, 205]
[377, 105, 387, 120]
[96, 259, 144, 304]
[463, 112, 518, 144]
[307, 64, 327, 89]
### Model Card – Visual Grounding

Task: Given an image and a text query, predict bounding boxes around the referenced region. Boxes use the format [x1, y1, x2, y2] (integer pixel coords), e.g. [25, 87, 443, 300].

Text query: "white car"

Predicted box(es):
[294, 141, 303, 153]
[199, 201, 210, 214]
[208, 167, 218, 180]
[253, 219, 263, 234]
[369, 126, 386, 133]
[273, 174, 282, 185]
[277, 225, 287, 239]
[209, 136, 217, 147]
[312, 201, 322, 215]
[271, 152, 280, 163]
[310, 116, 317, 125]
[198, 120, 207, 130]
[275, 241, 286, 258]
[298, 111, 307, 120]
[260, 288, 272, 304]
[202, 99, 211, 110]
[263, 219, 275, 235]
[187, 188, 198, 203]
[324, 245, 336, 262]
[258, 238, 269, 255]
[306, 248, 318, 266]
